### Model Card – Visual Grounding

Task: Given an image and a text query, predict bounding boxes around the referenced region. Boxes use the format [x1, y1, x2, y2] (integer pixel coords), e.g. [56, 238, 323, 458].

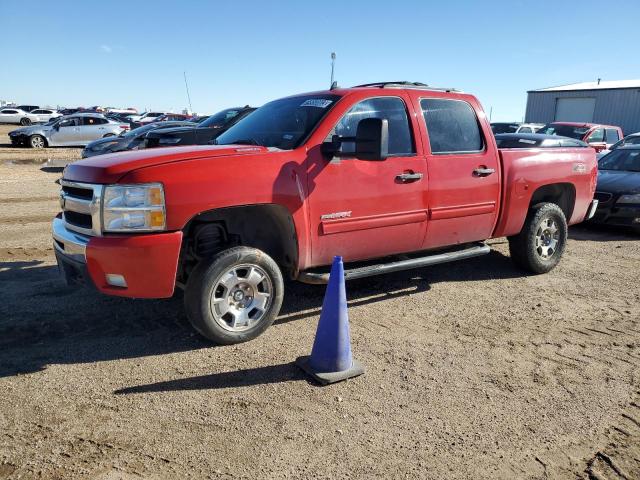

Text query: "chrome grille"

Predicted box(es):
[59, 180, 103, 236]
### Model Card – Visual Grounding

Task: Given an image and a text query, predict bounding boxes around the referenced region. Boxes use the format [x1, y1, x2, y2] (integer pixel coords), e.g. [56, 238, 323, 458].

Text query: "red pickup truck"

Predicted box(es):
[53, 82, 598, 344]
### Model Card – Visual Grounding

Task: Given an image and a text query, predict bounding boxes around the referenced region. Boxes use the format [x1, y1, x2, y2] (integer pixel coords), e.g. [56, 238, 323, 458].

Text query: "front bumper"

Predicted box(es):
[53, 217, 183, 298]
[589, 202, 640, 228]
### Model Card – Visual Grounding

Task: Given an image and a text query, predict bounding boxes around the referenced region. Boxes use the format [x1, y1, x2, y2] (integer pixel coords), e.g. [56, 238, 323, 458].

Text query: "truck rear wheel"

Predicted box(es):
[184, 246, 284, 344]
[508, 202, 567, 274]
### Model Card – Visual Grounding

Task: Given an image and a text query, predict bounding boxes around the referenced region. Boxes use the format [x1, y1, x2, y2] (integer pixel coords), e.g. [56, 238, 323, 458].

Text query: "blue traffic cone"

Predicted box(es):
[296, 256, 364, 385]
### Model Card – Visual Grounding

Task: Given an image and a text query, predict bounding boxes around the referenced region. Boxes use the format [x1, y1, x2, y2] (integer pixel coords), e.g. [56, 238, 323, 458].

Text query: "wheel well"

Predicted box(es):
[528, 183, 576, 220]
[30, 134, 47, 146]
[178, 204, 298, 283]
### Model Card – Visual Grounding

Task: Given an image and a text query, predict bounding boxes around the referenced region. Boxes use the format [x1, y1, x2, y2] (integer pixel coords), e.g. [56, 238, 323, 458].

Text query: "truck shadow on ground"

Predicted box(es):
[0, 249, 521, 382]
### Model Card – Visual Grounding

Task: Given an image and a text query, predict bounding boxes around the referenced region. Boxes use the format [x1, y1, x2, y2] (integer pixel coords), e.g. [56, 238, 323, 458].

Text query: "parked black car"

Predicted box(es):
[143, 107, 254, 148]
[81, 121, 195, 158]
[590, 145, 640, 233]
[495, 133, 588, 149]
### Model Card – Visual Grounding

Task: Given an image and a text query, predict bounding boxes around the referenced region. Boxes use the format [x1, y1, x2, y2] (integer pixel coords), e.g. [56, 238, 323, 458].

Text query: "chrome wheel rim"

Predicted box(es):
[31, 136, 44, 148]
[209, 264, 273, 332]
[535, 218, 559, 259]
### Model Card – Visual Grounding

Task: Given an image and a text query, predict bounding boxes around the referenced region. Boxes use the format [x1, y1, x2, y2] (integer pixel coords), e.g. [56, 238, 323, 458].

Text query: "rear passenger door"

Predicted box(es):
[416, 97, 501, 249]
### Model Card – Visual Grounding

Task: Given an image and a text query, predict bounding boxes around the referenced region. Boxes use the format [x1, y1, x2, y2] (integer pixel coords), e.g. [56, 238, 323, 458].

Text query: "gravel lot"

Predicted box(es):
[1, 124, 640, 479]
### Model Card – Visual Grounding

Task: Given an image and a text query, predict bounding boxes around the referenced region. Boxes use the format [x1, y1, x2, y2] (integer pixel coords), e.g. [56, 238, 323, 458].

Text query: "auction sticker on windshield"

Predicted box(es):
[300, 99, 333, 108]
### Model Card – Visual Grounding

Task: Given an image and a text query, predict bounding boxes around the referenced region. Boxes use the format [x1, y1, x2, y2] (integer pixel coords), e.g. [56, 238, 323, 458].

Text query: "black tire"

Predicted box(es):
[29, 135, 46, 149]
[20, 117, 31, 126]
[508, 202, 568, 274]
[184, 246, 284, 344]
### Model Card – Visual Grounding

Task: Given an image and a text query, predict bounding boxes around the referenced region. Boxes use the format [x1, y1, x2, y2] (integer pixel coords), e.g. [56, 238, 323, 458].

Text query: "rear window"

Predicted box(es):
[421, 98, 484, 154]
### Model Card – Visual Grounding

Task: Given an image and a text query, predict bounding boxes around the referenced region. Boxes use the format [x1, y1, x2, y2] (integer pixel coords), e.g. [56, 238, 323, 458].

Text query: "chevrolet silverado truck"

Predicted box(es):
[53, 81, 599, 344]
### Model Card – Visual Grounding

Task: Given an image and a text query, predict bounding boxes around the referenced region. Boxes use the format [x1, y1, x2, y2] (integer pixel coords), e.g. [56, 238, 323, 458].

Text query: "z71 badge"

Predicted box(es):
[320, 211, 352, 220]
[573, 163, 586, 173]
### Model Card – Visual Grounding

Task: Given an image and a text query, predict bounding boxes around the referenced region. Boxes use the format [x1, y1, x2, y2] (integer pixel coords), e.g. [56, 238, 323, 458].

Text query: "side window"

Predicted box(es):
[82, 117, 101, 125]
[587, 128, 604, 143]
[330, 97, 415, 156]
[59, 118, 77, 127]
[605, 128, 620, 143]
[519, 127, 533, 133]
[2, 109, 17, 114]
[421, 98, 484, 154]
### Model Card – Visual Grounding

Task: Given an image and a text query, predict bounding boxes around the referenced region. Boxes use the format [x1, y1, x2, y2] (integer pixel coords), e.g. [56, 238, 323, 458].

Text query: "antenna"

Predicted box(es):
[183, 71, 193, 113]
[330, 52, 336, 88]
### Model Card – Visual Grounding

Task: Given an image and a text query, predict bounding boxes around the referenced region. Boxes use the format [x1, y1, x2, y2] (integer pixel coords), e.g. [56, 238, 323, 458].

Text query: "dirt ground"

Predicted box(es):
[1, 124, 640, 479]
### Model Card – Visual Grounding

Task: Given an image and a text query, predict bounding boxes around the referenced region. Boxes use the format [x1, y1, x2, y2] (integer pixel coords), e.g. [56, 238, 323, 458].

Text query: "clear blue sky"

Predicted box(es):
[1, 0, 638, 121]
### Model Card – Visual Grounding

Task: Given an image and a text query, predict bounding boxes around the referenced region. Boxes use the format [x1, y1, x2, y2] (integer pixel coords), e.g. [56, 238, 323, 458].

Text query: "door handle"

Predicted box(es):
[396, 172, 424, 183]
[473, 167, 495, 177]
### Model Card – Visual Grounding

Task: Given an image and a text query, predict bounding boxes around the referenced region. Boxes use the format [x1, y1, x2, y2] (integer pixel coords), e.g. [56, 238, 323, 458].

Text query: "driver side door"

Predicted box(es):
[49, 117, 80, 145]
[306, 95, 428, 267]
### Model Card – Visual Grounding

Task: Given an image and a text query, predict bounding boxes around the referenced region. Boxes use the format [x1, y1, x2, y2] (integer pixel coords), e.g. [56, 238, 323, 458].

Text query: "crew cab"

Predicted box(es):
[537, 122, 623, 153]
[52, 82, 598, 344]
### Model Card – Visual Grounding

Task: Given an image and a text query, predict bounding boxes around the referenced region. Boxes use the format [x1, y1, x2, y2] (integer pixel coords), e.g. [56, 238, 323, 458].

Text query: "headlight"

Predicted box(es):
[617, 194, 640, 204]
[158, 137, 181, 145]
[102, 183, 166, 232]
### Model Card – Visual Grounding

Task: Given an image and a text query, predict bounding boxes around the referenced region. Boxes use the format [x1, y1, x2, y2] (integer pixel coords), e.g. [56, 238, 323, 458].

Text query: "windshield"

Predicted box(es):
[199, 108, 243, 128]
[537, 124, 590, 140]
[612, 135, 640, 150]
[491, 123, 519, 134]
[598, 149, 640, 172]
[215, 94, 340, 149]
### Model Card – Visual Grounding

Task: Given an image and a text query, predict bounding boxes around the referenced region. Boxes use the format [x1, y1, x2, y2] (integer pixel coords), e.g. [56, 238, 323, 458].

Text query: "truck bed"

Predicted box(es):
[492, 146, 598, 238]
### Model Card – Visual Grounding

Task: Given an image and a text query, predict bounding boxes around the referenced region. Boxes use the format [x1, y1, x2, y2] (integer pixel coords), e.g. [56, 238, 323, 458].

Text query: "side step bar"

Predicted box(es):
[297, 243, 491, 285]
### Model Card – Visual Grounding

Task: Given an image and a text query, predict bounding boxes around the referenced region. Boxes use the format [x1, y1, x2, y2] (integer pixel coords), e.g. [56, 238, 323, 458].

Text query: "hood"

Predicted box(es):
[63, 144, 270, 183]
[85, 136, 128, 151]
[9, 124, 51, 135]
[146, 125, 197, 137]
[597, 170, 640, 194]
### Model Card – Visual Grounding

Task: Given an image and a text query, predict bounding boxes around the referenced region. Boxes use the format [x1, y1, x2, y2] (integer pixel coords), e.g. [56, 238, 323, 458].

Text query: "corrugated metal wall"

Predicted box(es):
[525, 88, 640, 135]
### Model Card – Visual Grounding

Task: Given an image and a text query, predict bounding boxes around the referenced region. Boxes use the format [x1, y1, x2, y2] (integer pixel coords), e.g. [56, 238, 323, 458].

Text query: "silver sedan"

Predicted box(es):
[8, 113, 128, 148]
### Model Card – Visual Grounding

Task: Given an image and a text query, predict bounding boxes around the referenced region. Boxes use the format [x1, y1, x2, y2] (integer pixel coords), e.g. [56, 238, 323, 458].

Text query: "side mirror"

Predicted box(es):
[320, 117, 390, 161]
[589, 142, 607, 152]
[53, 123, 60, 130]
[355, 118, 389, 161]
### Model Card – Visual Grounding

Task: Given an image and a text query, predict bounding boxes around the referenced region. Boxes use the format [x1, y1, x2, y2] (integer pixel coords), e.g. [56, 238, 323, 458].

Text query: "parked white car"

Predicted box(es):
[8, 113, 128, 148]
[515, 123, 545, 134]
[0, 107, 37, 125]
[127, 111, 166, 124]
[30, 109, 62, 123]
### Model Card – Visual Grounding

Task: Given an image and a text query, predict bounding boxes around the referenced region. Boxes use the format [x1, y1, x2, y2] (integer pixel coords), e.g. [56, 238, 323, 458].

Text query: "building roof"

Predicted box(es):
[529, 79, 640, 92]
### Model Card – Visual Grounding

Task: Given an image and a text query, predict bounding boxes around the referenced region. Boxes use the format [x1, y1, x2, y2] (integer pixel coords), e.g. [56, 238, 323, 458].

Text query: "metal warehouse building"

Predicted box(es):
[525, 79, 640, 135]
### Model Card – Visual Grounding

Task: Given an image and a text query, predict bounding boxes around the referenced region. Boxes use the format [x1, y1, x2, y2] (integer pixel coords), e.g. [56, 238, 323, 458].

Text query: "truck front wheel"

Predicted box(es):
[184, 246, 284, 344]
[508, 203, 568, 274]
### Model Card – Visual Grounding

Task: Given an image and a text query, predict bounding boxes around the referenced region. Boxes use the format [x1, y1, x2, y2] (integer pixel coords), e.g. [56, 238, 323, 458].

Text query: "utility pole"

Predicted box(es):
[183, 71, 193, 113]
[330, 52, 336, 88]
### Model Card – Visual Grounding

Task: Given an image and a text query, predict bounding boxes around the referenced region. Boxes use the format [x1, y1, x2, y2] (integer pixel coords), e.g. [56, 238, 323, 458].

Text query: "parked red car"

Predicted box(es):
[53, 81, 598, 344]
[537, 122, 623, 152]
